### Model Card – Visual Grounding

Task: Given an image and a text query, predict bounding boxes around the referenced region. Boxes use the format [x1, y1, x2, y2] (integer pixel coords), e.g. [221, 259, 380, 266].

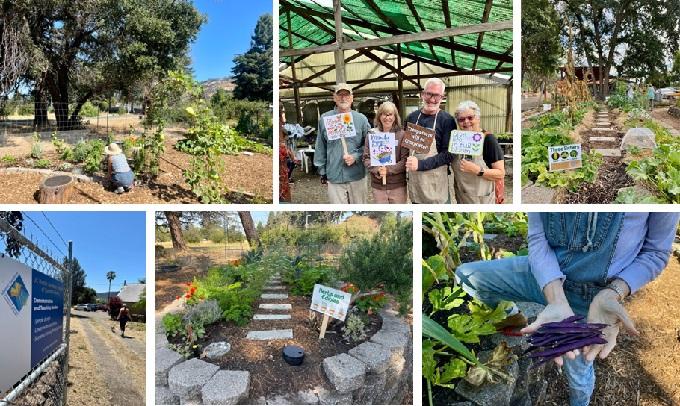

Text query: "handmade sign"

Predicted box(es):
[548, 144, 582, 171]
[310, 284, 352, 338]
[369, 132, 397, 185]
[543, 104, 552, 111]
[448, 130, 484, 156]
[323, 113, 357, 156]
[402, 122, 435, 154]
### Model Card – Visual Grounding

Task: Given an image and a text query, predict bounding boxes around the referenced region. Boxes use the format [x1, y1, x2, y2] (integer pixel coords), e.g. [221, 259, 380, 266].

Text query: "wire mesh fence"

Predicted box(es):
[0, 213, 72, 406]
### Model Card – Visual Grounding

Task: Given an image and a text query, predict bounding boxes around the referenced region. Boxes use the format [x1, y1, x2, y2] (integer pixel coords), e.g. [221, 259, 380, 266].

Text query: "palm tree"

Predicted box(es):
[106, 271, 116, 302]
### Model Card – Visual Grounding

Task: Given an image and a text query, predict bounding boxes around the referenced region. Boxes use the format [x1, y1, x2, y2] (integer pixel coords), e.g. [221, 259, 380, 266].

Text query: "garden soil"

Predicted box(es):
[542, 257, 680, 405]
[169, 295, 382, 402]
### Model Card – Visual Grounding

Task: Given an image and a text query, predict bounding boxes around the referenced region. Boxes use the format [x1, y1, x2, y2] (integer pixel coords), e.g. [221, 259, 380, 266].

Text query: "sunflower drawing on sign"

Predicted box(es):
[323, 113, 357, 140]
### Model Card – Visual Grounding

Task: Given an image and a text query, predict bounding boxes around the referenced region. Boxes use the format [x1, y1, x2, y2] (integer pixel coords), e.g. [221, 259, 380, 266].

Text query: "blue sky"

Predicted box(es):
[20, 212, 146, 294]
[189, 0, 272, 82]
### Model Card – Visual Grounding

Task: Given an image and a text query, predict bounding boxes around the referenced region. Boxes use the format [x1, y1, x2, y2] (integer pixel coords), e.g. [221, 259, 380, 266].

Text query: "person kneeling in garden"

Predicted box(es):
[105, 143, 135, 194]
[455, 212, 678, 406]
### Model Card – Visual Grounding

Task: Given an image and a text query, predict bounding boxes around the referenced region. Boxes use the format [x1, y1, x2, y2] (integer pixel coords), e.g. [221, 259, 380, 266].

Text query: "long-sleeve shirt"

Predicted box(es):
[528, 212, 679, 294]
[314, 109, 369, 183]
[404, 109, 457, 171]
[362, 129, 408, 189]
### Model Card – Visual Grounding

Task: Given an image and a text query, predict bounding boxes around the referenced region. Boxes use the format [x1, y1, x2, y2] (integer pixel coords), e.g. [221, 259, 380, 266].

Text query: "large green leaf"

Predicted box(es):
[422, 314, 477, 364]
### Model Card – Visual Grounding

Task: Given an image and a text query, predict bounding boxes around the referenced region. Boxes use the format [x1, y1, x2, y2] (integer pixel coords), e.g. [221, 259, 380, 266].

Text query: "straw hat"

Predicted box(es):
[105, 143, 123, 155]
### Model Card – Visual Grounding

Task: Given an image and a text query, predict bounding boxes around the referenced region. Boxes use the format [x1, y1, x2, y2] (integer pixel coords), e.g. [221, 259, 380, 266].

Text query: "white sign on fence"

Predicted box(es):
[0, 257, 64, 397]
[548, 144, 583, 171]
[310, 284, 351, 322]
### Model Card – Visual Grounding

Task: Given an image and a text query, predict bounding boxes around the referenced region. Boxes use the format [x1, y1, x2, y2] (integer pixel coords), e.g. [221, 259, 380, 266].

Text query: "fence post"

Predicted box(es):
[62, 241, 73, 406]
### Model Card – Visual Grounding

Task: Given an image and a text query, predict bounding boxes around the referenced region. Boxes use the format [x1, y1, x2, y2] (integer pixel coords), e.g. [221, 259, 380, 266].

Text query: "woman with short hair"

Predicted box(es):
[362, 102, 408, 203]
[450, 100, 505, 204]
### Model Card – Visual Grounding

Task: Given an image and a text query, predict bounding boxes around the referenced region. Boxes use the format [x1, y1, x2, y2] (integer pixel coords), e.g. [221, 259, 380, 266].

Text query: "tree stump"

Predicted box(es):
[39, 175, 74, 204]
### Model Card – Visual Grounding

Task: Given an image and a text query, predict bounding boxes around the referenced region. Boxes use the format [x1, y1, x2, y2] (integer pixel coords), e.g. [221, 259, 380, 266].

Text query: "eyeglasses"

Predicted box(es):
[457, 115, 476, 122]
[422, 91, 444, 100]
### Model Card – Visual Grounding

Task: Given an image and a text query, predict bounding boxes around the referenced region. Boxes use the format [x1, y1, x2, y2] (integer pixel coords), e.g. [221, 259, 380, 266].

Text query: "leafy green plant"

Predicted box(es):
[30, 132, 42, 159]
[1, 155, 17, 165]
[428, 286, 465, 316]
[162, 313, 183, 338]
[33, 159, 51, 169]
[355, 293, 387, 314]
[342, 312, 368, 342]
[422, 255, 449, 299]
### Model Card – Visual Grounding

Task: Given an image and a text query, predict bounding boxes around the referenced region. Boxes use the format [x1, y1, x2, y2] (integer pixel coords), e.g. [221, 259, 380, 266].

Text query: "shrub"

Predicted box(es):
[31, 132, 42, 159]
[33, 159, 51, 169]
[162, 313, 183, 337]
[108, 296, 123, 320]
[342, 311, 368, 342]
[289, 264, 334, 296]
[183, 226, 203, 244]
[79, 101, 99, 117]
[206, 226, 225, 244]
[183, 299, 222, 327]
[1, 155, 17, 165]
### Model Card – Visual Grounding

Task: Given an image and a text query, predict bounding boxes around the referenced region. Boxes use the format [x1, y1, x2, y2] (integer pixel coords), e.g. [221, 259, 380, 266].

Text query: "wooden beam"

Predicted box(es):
[442, 0, 457, 67]
[294, 52, 364, 85]
[333, 0, 345, 83]
[280, 20, 512, 58]
[351, 60, 418, 92]
[358, 48, 421, 89]
[472, 0, 494, 71]
[279, 2, 511, 63]
[405, 0, 441, 63]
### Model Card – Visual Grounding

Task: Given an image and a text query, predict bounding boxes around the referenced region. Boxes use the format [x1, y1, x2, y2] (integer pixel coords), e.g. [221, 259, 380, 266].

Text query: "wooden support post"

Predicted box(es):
[505, 82, 513, 132]
[333, 0, 346, 83]
[397, 44, 405, 119]
[319, 314, 330, 339]
[287, 11, 303, 123]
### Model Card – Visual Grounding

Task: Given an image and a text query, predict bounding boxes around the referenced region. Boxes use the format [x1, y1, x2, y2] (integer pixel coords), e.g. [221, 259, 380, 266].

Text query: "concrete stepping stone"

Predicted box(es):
[259, 303, 292, 310]
[253, 314, 292, 320]
[595, 122, 611, 127]
[201, 370, 250, 405]
[261, 293, 288, 299]
[590, 137, 618, 142]
[592, 127, 616, 133]
[246, 329, 294, 340]
[594, 148, 622, 157]
[264, 286, 286, 290]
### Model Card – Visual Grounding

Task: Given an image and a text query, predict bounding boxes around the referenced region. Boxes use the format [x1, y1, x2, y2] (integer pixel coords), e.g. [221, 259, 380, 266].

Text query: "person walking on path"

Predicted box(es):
[314, 83, 370, 204]
[454, 212, 679, 406]
[647, 84, 656, 110]
[117, 304, 131, 337]
[404, 78, 456, 203]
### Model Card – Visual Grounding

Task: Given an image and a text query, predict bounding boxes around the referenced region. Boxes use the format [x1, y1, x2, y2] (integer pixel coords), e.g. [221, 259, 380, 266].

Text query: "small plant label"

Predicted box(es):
[369, 132, 397, 166]
[311, 284, 351, 322]
[323, 113, 357, 140]
[543, 104, 552, 111]
[402, 122, 435, 153]
[448, 130, 484, 156]
[548, 144, 582, 171]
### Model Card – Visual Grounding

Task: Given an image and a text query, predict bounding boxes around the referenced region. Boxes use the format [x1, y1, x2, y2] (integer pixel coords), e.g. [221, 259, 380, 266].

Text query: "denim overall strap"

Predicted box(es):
[539, 212, 625, 314]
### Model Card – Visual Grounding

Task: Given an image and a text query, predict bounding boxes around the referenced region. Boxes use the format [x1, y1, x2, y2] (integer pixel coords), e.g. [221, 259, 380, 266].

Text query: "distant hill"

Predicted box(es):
[202, 78, 235, 98]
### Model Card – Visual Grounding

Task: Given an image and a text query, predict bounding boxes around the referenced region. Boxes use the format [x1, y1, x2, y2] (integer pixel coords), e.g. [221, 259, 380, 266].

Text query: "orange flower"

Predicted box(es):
[343, 113, 351, 124]
[176, 296, 180, 300]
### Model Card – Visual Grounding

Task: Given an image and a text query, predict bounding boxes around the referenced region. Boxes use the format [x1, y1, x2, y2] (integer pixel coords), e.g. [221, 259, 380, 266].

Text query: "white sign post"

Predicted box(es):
[548, 144, 582, 171]
[310, 284, 352, 339]
[448, 130, 484, 156]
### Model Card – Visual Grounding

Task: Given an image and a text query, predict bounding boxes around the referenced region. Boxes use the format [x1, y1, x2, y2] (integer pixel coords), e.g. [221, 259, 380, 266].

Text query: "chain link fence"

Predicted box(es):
[0, 214, 72, 406]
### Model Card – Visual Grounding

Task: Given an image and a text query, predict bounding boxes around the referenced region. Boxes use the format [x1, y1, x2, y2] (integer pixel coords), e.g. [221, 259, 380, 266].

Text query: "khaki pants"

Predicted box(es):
[327, 178, 368, 204]
[371, 185, 407, 204]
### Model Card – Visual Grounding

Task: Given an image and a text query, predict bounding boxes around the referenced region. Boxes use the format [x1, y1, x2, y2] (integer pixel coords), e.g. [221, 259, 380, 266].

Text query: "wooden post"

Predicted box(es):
[319, 314, 330, 339]
[505, 82, 513, 132]
[287, 11, 303, 124]
[340, 136, 349, 156]
[397, 44, 405, 119]
[333, 0, 346, 83]
[39, 175, 74, 204]
[382, 172, 386, 185]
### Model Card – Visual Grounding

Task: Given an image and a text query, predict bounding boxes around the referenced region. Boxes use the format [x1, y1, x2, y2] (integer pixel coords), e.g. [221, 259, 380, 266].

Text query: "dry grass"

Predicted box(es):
[67, 318, 114, 405]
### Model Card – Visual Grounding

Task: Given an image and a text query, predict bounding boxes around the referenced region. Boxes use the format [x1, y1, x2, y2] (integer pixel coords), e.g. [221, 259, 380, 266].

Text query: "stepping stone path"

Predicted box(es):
[247, 273, 295, 341]
[588, 109, 623, 157]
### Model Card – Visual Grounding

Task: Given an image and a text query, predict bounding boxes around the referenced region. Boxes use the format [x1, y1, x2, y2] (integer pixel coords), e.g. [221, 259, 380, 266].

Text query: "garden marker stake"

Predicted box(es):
[341, 136, 349, 157]
[319, 314, 330, 339]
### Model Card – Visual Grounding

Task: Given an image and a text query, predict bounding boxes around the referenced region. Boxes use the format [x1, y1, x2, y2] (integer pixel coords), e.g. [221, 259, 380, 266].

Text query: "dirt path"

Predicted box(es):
[543, 257, 680, 405]
[562, 108, 634, 204]
[650, 107, 680, 134]
[72, 311, 145, 406]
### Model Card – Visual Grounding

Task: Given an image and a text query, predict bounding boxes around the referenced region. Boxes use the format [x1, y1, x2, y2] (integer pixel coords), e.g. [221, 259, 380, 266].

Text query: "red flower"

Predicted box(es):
[176, 296, 180, 300]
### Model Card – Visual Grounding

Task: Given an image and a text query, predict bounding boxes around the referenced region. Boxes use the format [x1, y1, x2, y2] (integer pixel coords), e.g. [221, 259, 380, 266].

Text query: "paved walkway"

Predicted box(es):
[246, 274, 294, 340]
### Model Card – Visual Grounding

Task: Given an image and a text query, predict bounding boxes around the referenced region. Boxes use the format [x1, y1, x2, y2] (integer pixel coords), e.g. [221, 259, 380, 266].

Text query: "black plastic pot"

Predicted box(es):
[282, 345, 304, 366]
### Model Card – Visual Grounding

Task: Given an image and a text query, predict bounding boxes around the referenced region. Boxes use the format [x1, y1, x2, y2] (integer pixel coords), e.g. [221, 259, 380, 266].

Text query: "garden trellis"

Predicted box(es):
[0, 215, 73, 406]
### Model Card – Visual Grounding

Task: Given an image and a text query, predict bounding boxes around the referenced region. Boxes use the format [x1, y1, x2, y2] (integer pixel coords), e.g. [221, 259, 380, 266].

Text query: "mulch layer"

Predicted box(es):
[171, 295, 382, 402]
[0, 140, 272, 203]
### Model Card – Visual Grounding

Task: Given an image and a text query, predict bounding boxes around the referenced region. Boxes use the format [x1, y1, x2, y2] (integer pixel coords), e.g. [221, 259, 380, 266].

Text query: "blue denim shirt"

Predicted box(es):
[529, 212, 679, 294]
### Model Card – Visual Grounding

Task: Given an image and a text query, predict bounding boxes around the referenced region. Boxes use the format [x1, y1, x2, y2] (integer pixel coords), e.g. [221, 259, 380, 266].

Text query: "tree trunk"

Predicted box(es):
[238, 211, 259, 248]
[165, 211, 187, 251]
[39, 175, 74, 204]
[33, 87, 48, 128]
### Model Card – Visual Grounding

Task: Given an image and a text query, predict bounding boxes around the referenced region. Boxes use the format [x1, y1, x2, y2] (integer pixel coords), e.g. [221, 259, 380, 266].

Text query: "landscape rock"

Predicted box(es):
[155, 386, 179, 405]
[322, 353, 366, 392]
[201, 341, 231, 360]
[522, 185, 556, 204]
[622, 127, 656, 150]
[316, 387, 353, 405]
[156, 347, 183, 385]
[168, 358, 219, 402]
[348, 342, 392, 374]
[370, 330, 409, 357]
[264, 394, 294, 404]
[455, 349, 519, 406]
[516, 301, 545, 323]
[156, 333, 169, 349]
[295, 389, 321, 404]
[201, 370, 250, 405]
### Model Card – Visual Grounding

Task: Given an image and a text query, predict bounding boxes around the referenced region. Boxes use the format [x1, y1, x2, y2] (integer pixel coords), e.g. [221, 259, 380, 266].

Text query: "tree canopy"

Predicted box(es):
[232, 14, 272, 102]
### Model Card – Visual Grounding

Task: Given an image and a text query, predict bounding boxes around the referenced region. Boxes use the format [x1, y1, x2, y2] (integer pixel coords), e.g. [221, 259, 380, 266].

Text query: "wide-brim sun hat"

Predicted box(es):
[105, 143, 123, 155]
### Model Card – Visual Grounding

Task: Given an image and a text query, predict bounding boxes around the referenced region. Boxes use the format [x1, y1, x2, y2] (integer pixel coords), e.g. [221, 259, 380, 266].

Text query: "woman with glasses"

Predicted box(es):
[451, 100, 505, 204]
[404, 78, 456, 203]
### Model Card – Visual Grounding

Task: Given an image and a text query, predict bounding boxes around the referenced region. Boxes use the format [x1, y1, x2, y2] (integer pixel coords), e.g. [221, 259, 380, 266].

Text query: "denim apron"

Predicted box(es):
[539, 212, 625, 315]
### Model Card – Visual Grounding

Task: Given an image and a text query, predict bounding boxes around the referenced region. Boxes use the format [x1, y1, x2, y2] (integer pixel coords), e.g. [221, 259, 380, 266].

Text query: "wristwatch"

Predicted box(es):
[604, 282, 626, 302]
[477, 169, 485, 177]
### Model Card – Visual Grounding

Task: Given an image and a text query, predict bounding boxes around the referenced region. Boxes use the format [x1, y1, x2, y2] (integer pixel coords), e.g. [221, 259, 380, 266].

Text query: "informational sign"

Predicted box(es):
[1, 257, 64, 396]
[543, 104, 552, 111]
[323, 113, 357, 140]
[448, 130, 484, 156]
[548, 144, 582, 171]
[402, 122, 435, 153]
[369, 132, 397, 166]
[310, 284, 351, 322]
